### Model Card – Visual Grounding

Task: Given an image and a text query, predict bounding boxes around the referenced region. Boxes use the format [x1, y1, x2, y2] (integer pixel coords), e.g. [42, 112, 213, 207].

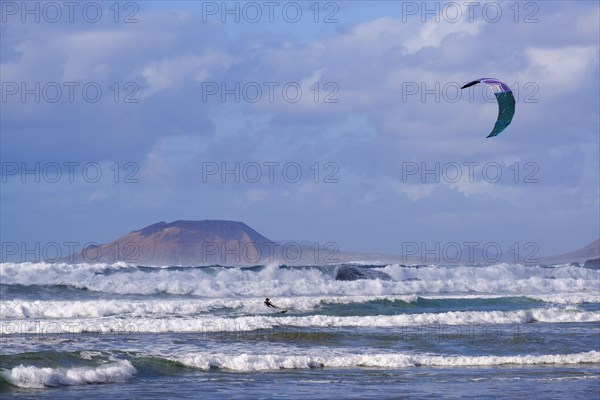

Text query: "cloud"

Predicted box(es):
[395, 182, 437, 202]
[60, 31, 149, 81]
[244, 189, 269, 204]
[402, 16, 482, 55]
[522, 46, 599, 96]
[138, 52, 235, 97]
[331, 13, 481, 56]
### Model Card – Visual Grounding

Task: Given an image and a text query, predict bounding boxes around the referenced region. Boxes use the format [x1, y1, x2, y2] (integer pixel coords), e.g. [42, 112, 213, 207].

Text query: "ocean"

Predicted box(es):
[1, 262, 598, 399]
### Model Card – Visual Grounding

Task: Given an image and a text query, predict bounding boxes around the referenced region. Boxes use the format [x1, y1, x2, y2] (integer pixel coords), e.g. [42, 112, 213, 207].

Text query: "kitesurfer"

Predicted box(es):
[264, 298, 277, 308]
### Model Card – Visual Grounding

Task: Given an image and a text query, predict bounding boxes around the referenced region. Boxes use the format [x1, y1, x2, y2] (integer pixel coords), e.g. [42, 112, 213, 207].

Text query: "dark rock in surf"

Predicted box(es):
[335, 265, 392, 281]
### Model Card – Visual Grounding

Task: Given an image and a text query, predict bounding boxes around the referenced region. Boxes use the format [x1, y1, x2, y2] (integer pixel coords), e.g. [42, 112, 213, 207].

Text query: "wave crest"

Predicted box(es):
[0, 360, 136, 388]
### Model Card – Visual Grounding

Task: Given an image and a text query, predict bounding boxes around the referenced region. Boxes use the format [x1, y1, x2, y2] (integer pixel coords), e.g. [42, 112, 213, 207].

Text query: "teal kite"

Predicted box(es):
[461, 78, 515, 138]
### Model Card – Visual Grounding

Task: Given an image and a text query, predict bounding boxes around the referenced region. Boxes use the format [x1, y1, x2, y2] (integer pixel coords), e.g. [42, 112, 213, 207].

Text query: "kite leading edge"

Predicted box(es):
[461, 78, 516, 138]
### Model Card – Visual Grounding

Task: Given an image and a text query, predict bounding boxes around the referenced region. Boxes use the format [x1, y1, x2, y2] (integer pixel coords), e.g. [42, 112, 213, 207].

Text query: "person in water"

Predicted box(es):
[264, 298, 277, 308]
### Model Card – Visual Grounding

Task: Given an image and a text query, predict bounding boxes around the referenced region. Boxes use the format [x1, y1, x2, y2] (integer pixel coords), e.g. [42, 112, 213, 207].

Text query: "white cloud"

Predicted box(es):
[442, 178, 501, 199]
[394, 175, 524, 203]
[60, 31, 148, 81]
[402, 17, 482, 55]
[394, 182, 437, 201]
[522, 46, 599, 96]
[233, 189, 269, 207]
[335, 15, 481, 56]
[138, 52, 235, 97]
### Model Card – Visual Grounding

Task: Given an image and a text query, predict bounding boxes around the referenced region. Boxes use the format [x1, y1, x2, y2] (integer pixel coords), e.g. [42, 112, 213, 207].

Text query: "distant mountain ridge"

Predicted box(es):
[539, 239, 600, 265]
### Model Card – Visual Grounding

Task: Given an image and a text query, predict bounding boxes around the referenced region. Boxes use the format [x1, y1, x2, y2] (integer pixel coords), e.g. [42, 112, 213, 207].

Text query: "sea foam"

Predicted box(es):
[174, 350, 600, 371]
[2, 309, 598, 334]
[1, 262, 598, 297]
[0, 360, 136, 388]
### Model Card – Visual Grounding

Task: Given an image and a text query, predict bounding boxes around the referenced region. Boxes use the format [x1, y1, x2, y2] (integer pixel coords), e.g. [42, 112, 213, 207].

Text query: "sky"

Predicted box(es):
[1, 0, 599, 262]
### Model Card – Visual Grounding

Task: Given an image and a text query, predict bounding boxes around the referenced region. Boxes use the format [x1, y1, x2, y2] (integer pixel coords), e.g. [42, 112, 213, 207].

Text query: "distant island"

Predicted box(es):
[67, 220, 345, 266]
[66, 220, 600, 266]
[69, 220, 275, 265]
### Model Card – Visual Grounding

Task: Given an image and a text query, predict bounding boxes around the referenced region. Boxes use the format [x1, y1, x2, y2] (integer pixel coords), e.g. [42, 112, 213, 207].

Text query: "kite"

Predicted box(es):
[461, 78, 515, 138]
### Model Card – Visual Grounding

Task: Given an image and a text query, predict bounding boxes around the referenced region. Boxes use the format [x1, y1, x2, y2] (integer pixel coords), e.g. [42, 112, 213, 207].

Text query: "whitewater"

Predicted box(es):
[1, 262, 599, 399]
